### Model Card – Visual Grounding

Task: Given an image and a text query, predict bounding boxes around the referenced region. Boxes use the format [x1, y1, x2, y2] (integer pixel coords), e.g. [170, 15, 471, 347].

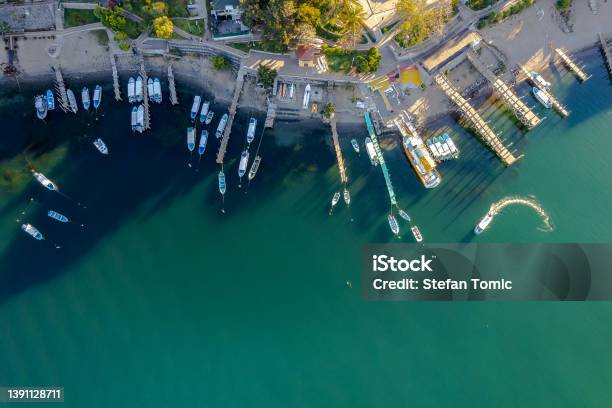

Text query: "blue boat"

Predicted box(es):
[198, 130, 208, 155]
[46, 89, 55, 110]
[47, 210, 69, 223]
[218, 171, 226, 195]
[190, 95, 201, 120]
[22, 223, 44, 240]
[199, 101, 210, 124]
[81, 87, 90, 111]
[187, 127, 196, 152]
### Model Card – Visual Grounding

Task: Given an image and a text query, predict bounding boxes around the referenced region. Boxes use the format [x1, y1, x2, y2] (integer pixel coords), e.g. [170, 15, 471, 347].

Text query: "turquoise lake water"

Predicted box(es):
[1, 49, 612, 406]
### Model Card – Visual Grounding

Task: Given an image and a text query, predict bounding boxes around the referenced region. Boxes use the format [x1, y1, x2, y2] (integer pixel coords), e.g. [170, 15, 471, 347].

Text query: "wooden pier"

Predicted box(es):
[330, 117, 348, 184]
[52, 64, 69, 112]
[598, 33, 612, 80]
[555, 48, 590, 81]
[433, 74, 518, 166]
[519, 67, 569, 117]
[264, 101, 276, 128]
[110, 54, 121, 101]
[216, 68, 246, 164]
[139, 61, 151, 131]
[467, 51, 541, 129]
[167, 65, 179, 105]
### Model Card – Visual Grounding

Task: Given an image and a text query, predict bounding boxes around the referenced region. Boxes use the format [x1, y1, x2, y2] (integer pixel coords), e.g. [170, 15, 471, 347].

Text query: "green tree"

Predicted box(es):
[297, 4, 321, 26]
[95, 6, 127, 32]
[340, 3, 366, 48]
[0, 21, 11, 36]
[153, 15, 174, 39]
[257, 65, 278, 89]
[323, 102, 335, 119]
[211, 55, 231, 70]
[367, 47, 381, 72]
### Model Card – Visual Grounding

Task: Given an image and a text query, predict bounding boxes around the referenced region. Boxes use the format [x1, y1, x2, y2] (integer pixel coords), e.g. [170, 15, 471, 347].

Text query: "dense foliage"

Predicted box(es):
[257, 65, 278, 89]
[395, 0, 453, 48]
[95, 5, 143, 38]
[465, 0, 497, 11]
[323, 102, 335, 119]
[153, 15, 174, 38]
[211, 55, 231, 70]
[477, 0, 534, 28]
[322, 46, 380, 73]
[556, 0, 572, 11]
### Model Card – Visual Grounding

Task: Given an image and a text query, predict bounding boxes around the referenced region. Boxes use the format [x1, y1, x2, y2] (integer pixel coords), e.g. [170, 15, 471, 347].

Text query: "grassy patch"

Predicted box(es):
[466, 0, 498, 10]
[64, 9, 98, 28]
[123, 18, 144, 38]
[322, 47, 371, 73]
[381, 21, 399, 34]
[477, 0, 535, 28]
[227, 40, 287, 53]
[172, 18, 204, 36]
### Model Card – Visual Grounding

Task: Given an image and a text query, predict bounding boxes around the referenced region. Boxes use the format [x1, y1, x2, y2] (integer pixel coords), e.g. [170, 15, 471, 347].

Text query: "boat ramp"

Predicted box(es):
[139, 61, 151, 131]
[466, 51, 541, 129]
[433, 74, 518, 166]
[598, 33, 612, 80]
[52, 64, 69, 113]
[555, 48, 590, 82]
[330, 116, 348, 184]
[167, 65, 179, 105]
[216, 68, 246, 164]
[519, 67, 569, 117]
[365, 112, 397, 206]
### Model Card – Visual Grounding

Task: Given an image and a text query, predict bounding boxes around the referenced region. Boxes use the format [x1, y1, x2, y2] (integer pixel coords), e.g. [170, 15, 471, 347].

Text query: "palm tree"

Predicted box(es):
[341, 3, 366, 48]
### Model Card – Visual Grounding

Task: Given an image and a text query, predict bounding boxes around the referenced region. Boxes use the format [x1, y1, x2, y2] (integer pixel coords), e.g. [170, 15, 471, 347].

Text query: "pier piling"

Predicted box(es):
[167, 65, 179, 105]
[216, 68, 246, 164]
[555, 48, 590, 81]
[433, 74, 518, 165]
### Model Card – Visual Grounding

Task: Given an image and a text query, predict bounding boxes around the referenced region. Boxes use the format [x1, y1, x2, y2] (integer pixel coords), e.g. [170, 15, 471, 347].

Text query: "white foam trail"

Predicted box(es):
[486, 195, 553, 232]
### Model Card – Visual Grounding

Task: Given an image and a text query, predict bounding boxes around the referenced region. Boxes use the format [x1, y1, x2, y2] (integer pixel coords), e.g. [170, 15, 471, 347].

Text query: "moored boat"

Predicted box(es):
[46, 89, 55, 110]
[147, 78, 154, 101]
[187, 127, 196, 152]
[93, 138, 109, 155]
[153, 78, 162, 103]
[350, 139, 360, 153]
[131, 106, 138, 131]
[198, 130, 208, 155]
[205, 111, 214, 125]
[396, 116, 441, 189]
[532, 87, 552, 109]
[35, 95, 48, 120]
[66, 89, 78, 113]
[388, 214, 399, 236]
[22, 223, 44, 240]
[331, 191, 340, 207]
[474, 211, 493, 234]
[93, 85, 102, 110]
[248, 155, 261, 180]
[136, 105, 144, 133]
[302, 84, 311, 109]
[365, 137, 378, 166]
[218, 171, 226, 195]
[191, 95, 201, 120]
[246, 117, 257, 144]
[33, 172, 58, 191]
[411, 225, 423, 242]
[343, 188, 350, 205]
[199, 101, 210, 123]
[127, 77, 136, 103]
[81, 87, 90, 110]
[47, 210, 69, 223]
[529, 71, 551, 90]
[398, 209, 411, 222]
[238, 150, 249, 178]
[441, 133, 459, 158]
[216, 113, 228, 138]
[135, 76, 143, 102]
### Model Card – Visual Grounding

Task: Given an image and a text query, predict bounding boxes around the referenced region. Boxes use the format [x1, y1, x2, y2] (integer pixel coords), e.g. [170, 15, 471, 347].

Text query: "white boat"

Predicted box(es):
[33, 172, 57, 191]
[46, 89, 55, 110]
[81, 87, 90, 110]
[248, 155, 261, 180]
[187, 127, 196, 152]
[302, 84, 311, 109]
[398, 209, 411, 222]
[205, 111, 214, 125]
[532, 87, 552, 109]
[331, 191, 340, 207]
[365, 137, 378, 166]
[93, 85, 102, 110]
[388, 214, 399, 236]
[47, 210, 69, 223]
[246, 117, 257, 144]
[191, 95, 201, 120]
[396, 116, 441, 189]
[411, 225, 423, 242]
[442, 133, 459, 158]
[153, 78, 162, 103]
[147, 78, 154, 101]
[136, 105, 144, 133]
[22, 223, 44, 240]
[93, 138, 109, 155]
[238, 150, 249, 178]
[288, 83, 295, 99]
[199, 101, 210, 123]
[66, 89, 78, 114]
[35, 95, 48, 120]
[127, 77, 136, 103]
[216, 113, 228, 138]
[218, 171, 226, 195]
[135, 76, 143, 102]
[343, 188, 350, 205]
[529, 71, 551, 90]
[198, 130, 208, 155]
[131, 106, 138, 131]
[350, 139, 360, 153]
[474, 212, 493, 234]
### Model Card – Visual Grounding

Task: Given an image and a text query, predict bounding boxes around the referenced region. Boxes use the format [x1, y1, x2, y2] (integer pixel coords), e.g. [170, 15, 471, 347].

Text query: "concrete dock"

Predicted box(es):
[555, 48, 590, 81]
[110, 54, 121, 101]
[467, 51, 541, 129]
[433, 74, 518, 166]
[216, 68, 246, 164]
[330, 117, 348, 184]
[264, 101, 276, 128]
[598, 33, 612, 80]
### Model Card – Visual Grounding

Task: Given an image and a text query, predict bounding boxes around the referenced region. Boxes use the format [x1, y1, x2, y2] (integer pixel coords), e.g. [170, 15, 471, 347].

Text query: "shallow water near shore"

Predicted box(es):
[1, 51, 612, 405]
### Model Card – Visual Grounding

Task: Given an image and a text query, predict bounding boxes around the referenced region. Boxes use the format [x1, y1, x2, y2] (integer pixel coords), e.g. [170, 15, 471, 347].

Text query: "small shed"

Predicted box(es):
[296, 45, 317, 68]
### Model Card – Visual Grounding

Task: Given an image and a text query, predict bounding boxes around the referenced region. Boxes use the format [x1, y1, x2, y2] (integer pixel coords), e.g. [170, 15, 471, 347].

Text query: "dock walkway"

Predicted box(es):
[167, 65, 179, 105]
[330, 117, 348, 184]
[139, 61, 151, 131]
[365, 112, 397, 206]
[433, 74, 517, 165]
[598, 33, 612, 80]
[555, 48, 589, 81]
[52, 64, 69, 112]
[467, 51, 541, 129]
[110, 54, 121, 101]
[264, 101, 276, 128]
[216, 68, 246, 164]
[519, 67, 569, 117]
